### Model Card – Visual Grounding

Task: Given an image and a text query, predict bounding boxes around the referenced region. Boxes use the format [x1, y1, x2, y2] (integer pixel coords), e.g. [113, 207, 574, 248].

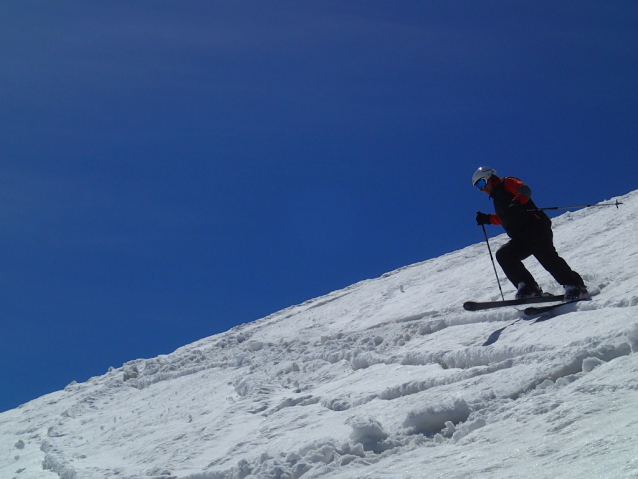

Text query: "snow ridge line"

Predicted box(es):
[379, 358, 516, 400]
[124, 361, 225, 390]
[104, 307, 637, 398]
[181, 419, 435, 479]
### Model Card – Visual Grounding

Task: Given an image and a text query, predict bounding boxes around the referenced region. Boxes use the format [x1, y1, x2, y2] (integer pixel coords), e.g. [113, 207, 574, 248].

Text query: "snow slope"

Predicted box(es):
[2, 190, 638, 479]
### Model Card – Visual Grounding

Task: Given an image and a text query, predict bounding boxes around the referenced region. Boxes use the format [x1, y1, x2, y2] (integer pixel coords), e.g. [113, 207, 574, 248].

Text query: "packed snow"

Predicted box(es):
[2, 190, 638, 479]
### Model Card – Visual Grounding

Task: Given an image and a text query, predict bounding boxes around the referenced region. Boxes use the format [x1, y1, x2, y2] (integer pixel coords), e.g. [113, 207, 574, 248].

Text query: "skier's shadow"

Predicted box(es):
[482, 315, 543, 346]
[532, 315, 552, 323]
[483, 324, 513, 346]
[482, 300, 586, 346]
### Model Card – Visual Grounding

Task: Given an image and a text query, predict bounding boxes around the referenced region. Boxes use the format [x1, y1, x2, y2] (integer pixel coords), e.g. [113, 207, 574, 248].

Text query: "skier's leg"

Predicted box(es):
[530, 228, 585, 287]
[495, 239, 537, 289]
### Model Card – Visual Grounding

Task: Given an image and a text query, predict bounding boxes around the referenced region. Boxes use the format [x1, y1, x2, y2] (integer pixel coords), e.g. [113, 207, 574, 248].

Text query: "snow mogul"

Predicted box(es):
[472, 166, 588, 301]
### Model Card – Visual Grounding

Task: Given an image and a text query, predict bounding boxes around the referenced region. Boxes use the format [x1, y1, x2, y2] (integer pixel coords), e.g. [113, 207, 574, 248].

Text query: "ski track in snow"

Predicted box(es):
[2, 190, 638, 479]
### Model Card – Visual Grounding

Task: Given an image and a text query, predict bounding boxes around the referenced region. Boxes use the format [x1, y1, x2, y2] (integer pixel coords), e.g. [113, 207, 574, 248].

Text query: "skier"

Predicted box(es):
[472, 166, 588, 301]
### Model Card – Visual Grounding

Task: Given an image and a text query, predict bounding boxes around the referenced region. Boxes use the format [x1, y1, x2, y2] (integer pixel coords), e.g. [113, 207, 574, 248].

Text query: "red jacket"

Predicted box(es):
[488, 177, 531, 226]
[488, 177, 550, 237]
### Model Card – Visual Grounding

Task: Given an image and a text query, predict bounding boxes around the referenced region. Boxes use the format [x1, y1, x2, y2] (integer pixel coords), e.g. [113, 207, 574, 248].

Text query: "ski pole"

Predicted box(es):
[533, 199, 623, 212]
[481, 223, 505, 301]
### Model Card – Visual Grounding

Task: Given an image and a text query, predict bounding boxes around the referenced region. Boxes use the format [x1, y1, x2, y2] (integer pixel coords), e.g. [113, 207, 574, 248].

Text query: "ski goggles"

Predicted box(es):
[474, 178, 488, 190]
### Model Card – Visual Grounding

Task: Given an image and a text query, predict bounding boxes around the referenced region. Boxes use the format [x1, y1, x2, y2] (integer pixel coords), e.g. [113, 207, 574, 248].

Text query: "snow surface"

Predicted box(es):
[2, 190, 638, 479]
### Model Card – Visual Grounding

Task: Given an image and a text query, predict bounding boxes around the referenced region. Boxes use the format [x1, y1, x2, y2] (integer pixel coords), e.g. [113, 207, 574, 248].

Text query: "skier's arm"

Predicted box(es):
[476, 212, 501, 225]
[503, 177, 532, 205]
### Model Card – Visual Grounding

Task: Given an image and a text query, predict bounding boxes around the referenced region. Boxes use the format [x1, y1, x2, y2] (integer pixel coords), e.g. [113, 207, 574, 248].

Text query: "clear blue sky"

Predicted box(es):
[1, 1, 636, 412]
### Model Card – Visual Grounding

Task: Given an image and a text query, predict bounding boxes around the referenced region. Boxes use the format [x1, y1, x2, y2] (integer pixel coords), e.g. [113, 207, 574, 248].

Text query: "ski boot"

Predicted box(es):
[564, 284, 589, 301]
[515, 282, 543, 299]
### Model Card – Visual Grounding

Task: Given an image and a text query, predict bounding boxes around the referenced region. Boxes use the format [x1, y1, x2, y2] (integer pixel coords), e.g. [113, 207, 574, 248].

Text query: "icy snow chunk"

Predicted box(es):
[582, 357, 604, 373]
[418, 323, 431, 335]
[292, 461, 312, 477]
[403, 398, 471, 434]
[339, 454, 360, 465]
[47, 424, 66, 437]
[305, 445, 334, 464]
[555, 375, 577, 388]
[64, 380, 78, 392]
[123, 364, 139, 381]
[233, 377, 273, 397]
[147, 466, 173, 476]
[272, 395, 316, 413]
[285, 452, 301, 465]
[347, 416, 388, 450]
[451, 418, 487, 443]
[537, 379, 554, 390]
[339, 441, 365, 458]
[441, 421, 456, 438]
[321, 397, 352, 411]
[237, 458, 252, 476]
[349, 351, 383, 370]
[351, 355, 370, 370]
[248, 341, 264, 351]
[234, 354, 248, 367]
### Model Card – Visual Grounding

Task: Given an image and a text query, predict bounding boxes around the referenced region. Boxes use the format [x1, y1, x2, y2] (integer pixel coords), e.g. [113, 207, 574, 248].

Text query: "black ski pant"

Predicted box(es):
[495, 226, 584, 290]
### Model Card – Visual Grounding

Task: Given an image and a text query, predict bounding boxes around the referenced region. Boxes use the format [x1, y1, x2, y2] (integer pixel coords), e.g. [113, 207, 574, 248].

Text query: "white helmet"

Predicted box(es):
[472, 166, 498, 187]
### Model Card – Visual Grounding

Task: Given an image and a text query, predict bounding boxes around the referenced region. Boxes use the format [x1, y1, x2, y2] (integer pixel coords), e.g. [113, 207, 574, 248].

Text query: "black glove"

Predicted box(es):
[476, 211, 491, 225]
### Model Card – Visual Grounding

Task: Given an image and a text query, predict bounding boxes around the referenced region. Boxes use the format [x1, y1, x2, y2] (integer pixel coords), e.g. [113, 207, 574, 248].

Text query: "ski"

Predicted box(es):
[523, 297, 590, 316]
[463, 294, 564, 312]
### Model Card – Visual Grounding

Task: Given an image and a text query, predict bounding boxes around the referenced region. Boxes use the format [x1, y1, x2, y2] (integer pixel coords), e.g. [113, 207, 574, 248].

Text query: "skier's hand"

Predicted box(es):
[476, 212, 491, 225]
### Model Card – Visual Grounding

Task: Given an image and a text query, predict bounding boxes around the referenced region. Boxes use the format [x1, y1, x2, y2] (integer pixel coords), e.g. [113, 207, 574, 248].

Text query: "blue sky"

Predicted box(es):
[0, 1, 636, 412]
